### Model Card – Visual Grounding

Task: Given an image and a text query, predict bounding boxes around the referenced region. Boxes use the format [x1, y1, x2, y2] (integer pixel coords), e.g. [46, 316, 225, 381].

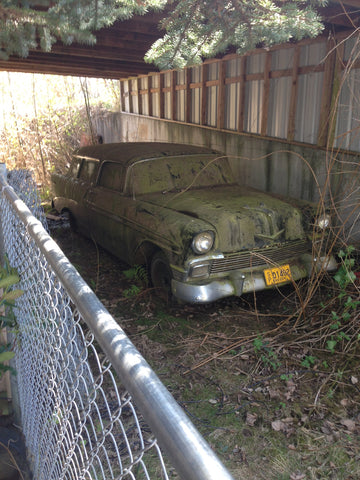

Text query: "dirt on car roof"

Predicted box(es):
[75, 142, 219, 164]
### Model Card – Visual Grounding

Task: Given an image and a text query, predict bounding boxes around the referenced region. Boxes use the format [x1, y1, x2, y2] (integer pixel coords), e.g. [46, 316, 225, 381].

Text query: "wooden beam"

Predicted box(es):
[320, 3, 360, 28]
[339, 0, 360, 7]
[49, 42, 157, 60]
[0, 53, 155, 79]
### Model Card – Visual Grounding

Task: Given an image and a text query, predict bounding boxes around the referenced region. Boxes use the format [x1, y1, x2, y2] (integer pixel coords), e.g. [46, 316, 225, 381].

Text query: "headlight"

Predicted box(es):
[314, 213, 331, 230]
[192, 232, 214, 254]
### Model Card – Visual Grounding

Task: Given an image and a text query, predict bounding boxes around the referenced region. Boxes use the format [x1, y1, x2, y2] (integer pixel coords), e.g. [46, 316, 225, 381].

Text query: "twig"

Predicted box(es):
[0, 440, 25, 480]
[183, 315, 292, 374]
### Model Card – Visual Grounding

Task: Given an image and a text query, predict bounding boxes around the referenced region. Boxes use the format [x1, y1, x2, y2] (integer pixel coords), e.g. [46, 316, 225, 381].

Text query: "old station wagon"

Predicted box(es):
[51, 142, 337, 303]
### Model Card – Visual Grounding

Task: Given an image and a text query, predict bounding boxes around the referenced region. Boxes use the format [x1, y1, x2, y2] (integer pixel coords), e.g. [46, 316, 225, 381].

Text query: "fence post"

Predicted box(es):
[0, 163, 10, 413]
[0, 163, 6, 262]
[0, 163, 21, 423]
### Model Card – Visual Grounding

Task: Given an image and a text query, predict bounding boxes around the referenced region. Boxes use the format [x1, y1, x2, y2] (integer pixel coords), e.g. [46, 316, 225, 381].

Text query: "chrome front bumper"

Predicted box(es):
[171, 254, 338, 304]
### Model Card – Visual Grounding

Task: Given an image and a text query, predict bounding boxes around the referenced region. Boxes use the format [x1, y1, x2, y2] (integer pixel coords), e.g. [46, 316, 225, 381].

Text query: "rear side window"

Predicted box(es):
[69, 158, 82, 178]
[78, 160, 98, 182]
[98, 162, 125, 191]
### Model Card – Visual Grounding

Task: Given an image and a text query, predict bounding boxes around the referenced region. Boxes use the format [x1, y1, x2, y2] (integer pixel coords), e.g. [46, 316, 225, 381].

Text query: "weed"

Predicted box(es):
[123, 284, 142, 298]
[123, 265, 148, 285]
[301, 355, 316, 369]
[122, 265, 148, 298]
[327, 339, 337, 353]
[325, 246, 359, 354]
[0, 255, 23, 378]
[253, 335, 281, 371]
[334, 246, 357, 290]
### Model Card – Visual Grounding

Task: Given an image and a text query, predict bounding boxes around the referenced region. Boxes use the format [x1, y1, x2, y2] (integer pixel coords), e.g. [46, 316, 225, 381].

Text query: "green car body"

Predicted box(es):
[51, 142, 337, 303]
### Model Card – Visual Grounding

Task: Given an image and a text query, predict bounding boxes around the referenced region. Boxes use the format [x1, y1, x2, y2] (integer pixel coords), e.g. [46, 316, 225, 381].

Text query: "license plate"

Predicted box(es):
[264, 264, 292, 286]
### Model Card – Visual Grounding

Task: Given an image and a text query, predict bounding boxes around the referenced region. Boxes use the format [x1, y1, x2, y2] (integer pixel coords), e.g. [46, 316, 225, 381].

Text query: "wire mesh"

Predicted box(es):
[7, 169, 49, 230]
[1, 171, 171, 480]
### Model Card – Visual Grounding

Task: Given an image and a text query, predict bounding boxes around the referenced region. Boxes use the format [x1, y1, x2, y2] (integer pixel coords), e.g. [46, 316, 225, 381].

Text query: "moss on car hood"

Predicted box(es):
[140, 185, 305, 252]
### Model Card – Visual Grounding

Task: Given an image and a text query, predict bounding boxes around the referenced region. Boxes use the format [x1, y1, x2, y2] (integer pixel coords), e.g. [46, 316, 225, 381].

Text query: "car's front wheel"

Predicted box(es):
[150, 251, 173, 300]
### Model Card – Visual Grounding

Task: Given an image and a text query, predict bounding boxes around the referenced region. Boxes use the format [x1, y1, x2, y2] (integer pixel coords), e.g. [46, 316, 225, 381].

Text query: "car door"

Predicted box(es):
[84, 161, 137, 261]
[64, 157, 82, 199]
[70, 158, 99, 233]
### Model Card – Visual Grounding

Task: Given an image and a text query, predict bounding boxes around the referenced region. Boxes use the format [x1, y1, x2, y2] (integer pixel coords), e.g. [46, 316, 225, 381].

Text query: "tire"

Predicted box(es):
[150, 251, 173, 300]
[61, 209, 77, 231]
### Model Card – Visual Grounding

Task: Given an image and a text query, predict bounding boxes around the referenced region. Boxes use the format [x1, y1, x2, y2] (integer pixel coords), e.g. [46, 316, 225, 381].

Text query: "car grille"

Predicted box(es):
[210, 239, 310, 274]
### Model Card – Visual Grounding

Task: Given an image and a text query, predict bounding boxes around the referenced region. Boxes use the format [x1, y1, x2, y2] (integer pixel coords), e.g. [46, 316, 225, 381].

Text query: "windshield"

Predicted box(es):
[127, 154, 235, 196]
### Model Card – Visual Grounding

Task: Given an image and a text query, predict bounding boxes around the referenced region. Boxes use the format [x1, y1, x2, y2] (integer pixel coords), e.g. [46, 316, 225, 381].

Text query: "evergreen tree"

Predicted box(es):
[0, 0, 165, 60]
[145, 0, 327, 69]
[0, 1, 327, 69]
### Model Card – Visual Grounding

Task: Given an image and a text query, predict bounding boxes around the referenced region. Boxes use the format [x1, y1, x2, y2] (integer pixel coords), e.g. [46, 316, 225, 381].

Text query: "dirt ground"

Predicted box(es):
[50, 222, 360, 480]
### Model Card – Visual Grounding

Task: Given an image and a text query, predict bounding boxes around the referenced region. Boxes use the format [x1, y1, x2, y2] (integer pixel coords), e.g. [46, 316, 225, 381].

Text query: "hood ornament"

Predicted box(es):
[255, 229, 285, 242]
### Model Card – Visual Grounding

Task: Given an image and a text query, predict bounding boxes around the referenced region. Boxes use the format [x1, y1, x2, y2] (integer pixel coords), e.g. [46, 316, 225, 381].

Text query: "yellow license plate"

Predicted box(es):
[264, 264, 292, 286]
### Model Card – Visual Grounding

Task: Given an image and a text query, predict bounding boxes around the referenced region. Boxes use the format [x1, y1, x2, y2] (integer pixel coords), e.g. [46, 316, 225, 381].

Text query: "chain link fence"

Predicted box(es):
[0, 168, 234, 480]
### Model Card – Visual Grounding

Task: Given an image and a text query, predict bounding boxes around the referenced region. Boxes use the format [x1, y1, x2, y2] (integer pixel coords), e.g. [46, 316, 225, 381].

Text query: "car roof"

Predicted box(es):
[74, 142, 219, 166]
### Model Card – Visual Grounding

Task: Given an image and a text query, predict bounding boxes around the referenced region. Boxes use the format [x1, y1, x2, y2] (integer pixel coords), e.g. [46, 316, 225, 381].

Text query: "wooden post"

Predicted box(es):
[0, 323, 12, 413]
[147, 74, 153, 117]
[170, 70, 176, 121]
[201, 63, 208, 125]
[287, 45, 300, 142]
[317, 38, 337, 147]
[185, 67, 191, 123]
[119, 80, 125, 112]
[0, 163, 11, 413]
[325, 40, 345, 150]
[237, 56, 247, 133]
[136, 77, 142, 115]
[261, 51, 272, 136]
[217, 60, 226, 129]
[159, 73, 164, 119]
[129, 79, 134, 113]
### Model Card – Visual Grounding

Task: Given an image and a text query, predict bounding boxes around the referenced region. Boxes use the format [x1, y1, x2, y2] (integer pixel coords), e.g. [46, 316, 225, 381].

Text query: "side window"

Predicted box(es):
[98, 162, 124, 191]
[69, 158, 82, 178]
[78, 160, 98, 183]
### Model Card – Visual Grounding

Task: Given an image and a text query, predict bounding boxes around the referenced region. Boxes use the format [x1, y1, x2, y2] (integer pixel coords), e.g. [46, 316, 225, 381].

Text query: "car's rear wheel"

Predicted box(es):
[150, 251, 173, 300]
[61, 209, 77, 231]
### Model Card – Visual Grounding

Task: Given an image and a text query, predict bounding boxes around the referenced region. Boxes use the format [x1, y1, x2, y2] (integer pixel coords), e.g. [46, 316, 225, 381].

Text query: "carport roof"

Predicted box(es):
[0, 1, 358, 80]
[0, 12, 163, 79]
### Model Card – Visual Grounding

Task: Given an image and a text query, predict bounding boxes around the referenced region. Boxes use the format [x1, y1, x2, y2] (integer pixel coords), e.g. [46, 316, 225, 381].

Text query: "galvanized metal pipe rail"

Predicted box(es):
[0, 171, 235, 480]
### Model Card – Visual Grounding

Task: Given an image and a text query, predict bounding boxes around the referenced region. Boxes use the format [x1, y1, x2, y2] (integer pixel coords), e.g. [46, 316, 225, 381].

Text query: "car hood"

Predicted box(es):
[142, 186, 306, 252]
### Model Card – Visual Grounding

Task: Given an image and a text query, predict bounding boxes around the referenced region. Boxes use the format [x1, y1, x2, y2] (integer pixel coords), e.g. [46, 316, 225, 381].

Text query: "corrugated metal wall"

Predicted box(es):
[120, 34, 360, 154]
[191, 66, 201, 125]
[335, 37, 360, 152]
[268, 49, 292, 139]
